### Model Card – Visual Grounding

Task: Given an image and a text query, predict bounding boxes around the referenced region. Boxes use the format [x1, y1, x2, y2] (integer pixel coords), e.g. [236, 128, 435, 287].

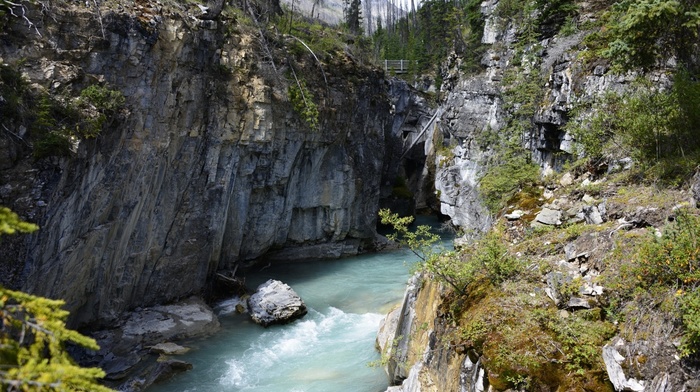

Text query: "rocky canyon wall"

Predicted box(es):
[0, 1, 408, 326]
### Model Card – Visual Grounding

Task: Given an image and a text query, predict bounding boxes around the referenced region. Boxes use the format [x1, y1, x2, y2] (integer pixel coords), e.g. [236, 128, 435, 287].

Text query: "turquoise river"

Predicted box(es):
[147, 218, 451, 392]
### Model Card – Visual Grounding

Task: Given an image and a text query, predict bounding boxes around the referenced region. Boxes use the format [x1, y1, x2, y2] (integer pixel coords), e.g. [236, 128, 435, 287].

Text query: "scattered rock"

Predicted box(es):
[580, 283, 604, 296]
[608, 157, 634, 174]
[582, 194, 596, 204]
[149, 342, 190, 355]
[504, 210, 524, 220]
[152, 359, 194, 383]
[560, 172, 573, 186]
[603, 339, 646, 392]
[583, 206, 603, 225]
[122, 297, 220, 342]
[535, 208, 562, 226]
[567, 297, 592, 309]
[247, 279, 307, 327]
[454, 235, 470, 250]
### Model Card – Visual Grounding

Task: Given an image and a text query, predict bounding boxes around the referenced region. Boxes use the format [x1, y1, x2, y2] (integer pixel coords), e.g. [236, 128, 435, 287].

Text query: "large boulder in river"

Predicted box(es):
[247, 279, 307, 327]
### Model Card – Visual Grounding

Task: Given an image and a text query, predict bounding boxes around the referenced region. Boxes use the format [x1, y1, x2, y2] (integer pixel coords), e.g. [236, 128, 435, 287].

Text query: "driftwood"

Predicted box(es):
[214, 266, 247, 297]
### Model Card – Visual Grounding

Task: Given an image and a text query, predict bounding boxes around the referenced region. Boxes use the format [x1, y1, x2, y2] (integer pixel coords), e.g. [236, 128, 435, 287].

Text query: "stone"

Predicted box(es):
[504, 210, 524, 220]
[535, 208, 562, 226]
[247, 280, 307, 327]
[582, 194, 596, 204]
[581, 284, 604, 296]
[560, 172, 573, 186]
[453, 235, 470, 250]
[567, 297, 591, 309]
[149, 342, 190, 355]
[583, 206, 603, 225]
[603, 340, 646, 392]
[122, 297, 220, 342]
[608, 157, 634, 174]
[152, 359, 194, 383]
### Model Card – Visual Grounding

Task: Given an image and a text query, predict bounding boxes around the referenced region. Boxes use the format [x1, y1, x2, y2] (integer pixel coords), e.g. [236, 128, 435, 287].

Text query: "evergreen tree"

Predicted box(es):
[344, 0, 362, 34]
[0, 207, 112, 391]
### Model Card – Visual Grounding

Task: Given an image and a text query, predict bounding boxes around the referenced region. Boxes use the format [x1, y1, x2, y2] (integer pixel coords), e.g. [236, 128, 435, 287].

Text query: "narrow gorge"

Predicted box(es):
[1, 0, 700, 391]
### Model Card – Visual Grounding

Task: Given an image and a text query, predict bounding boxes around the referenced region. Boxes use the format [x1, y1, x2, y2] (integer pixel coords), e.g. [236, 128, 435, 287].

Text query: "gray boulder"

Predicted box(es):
[248, 280, 307, 327]
[535, 208, 562, 226]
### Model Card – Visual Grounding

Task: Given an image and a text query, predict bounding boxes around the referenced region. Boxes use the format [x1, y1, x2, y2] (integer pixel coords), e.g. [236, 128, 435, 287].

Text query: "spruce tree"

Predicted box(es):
[0, 207, 112, 391]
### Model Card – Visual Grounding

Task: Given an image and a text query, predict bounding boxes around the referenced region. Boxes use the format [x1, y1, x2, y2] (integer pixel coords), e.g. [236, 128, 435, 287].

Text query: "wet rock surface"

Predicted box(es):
[247, 279, 307, 327]
[76, 297, 218, 391]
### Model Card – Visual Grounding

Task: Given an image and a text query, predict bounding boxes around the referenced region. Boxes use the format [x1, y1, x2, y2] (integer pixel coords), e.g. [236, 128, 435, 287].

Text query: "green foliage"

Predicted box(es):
[680, 290, 700, 357]
[470, 231, 523, 284]
[379, 214, 523, 294]
[601, 0, 700, 71]
[479, 157, 540, 212]
[629, 210, 700, 356]
[0, 62, 29, 122]
[0, 209, 112, 391]
[634, 211, 700, 288]
[0, 288, 113, 391]
[20, 82, 124, 158]
[343, 0, 362, 35]
[373, 0, 486, 78]
[288, 79, 319, 131]
[0, 207, 38, 236]
[79, 85, 125, 115]
[567, 71, 700, 184]
[378, 209, 442, 263]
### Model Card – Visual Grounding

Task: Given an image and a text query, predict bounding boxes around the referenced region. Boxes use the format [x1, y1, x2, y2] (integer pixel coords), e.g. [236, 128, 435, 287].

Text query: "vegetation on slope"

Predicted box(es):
[381, 0, 700, 389]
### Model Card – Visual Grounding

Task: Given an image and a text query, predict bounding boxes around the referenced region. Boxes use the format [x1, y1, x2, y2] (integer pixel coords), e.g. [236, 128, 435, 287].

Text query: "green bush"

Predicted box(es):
[635, 211, 700, 288]
[602, 0, 700, 71]
[631, 210, 700, 356]
[681, 290, 700, 357]
[288, 79, 319, 131]
[479, 157, 540, 212]
[568, 71, 700, 185]
[79, 85, 125, 114]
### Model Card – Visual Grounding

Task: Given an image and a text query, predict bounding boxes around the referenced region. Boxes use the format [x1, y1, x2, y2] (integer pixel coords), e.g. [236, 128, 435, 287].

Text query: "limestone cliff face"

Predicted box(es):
[380, 1, 691, 390]
[0, 2, 399, 326]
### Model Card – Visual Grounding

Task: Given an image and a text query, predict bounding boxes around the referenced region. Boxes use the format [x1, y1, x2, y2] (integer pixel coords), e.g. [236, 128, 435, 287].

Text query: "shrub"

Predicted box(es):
[288, 79, 319, 131]
[680, 290, 700, 357]
[634, 211, 700, 287]
[79, 85, 125, 114]
[479, 158, 540, 212]
[602, 0, 700, 71]
[568, 71, 700, 185]
[631, 210, 700, 356]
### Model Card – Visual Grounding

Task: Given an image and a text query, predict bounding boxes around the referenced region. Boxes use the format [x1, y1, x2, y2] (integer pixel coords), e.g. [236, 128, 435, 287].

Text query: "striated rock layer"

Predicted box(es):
[0, 2, 410, 326]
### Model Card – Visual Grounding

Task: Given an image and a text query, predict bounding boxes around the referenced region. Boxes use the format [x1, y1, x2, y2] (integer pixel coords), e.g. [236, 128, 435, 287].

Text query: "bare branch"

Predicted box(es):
[2, 0, 42, 36]
[287, 34, 329, 93]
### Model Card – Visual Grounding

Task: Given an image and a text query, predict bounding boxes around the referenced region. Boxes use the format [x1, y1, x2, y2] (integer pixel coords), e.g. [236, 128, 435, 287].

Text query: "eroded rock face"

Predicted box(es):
[0, 2, 397, 326]
[247, 279, 307, 327]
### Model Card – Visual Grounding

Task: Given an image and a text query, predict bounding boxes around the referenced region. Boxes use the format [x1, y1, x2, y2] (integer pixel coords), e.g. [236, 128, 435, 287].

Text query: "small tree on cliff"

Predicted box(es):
[0, 206, 113, 391]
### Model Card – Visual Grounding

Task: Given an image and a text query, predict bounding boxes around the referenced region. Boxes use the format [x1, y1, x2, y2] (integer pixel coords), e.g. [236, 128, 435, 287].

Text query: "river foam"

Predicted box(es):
[146, 216, 451, 392]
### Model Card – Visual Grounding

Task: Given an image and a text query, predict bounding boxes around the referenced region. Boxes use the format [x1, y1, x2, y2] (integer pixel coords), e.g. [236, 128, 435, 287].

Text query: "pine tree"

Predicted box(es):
[344, 0, 362, 34]
[0, 207, 113, 391]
